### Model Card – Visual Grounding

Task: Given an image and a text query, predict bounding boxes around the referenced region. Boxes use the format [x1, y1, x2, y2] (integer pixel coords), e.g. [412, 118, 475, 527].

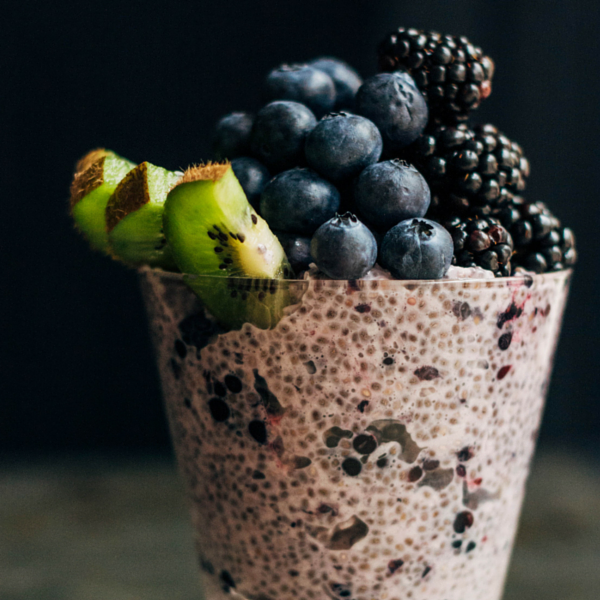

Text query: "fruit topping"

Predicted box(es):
[380, 218, 453, 279]
[230, 157, 270, 210]
[263, 64, 336, 118]
[305, 112, 382, 182]
[356, 72, 428, 153]
[163, 163, 292, 329]
[309, 57, 363, 110]
[310, 213, 377, 279]
[274, 232, 312, 273]
[499, 200, 577, 273]
[212, 112, 254, 160]
[443, 216, 513, 277]
[260, 168, 340, 235]
[408, 124, 529, 218]
[250, 101, 317, 173]
[106, 161, 182, 270]
[70, 38, 576, 283]
[354, 159, 431, 230]
[69, 149, 136, 253]
[377, 28, 494, 123]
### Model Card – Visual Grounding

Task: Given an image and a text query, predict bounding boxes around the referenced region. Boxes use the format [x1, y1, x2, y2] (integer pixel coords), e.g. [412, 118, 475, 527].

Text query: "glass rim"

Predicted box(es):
[138, 266, 573, 286]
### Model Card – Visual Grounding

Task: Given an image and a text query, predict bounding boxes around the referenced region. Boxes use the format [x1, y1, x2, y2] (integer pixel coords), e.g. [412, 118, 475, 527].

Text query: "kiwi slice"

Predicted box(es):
[74, 148, 114, 174]
[163, 163, 294, 330]
[106, 162, 182, 270]
[70, 149, 136, 253]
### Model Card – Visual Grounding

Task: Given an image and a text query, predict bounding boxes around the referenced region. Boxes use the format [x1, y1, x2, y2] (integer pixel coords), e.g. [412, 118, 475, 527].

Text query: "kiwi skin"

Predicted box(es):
[70, 150, 136, 253]
[106, 162, 181, 270]
[163, 163, 294, 330]
[75, 148, 114, 174]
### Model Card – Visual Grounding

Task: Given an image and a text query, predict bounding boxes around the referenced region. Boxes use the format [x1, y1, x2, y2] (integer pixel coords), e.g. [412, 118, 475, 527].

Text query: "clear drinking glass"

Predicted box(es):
[139, 268, 571, 600]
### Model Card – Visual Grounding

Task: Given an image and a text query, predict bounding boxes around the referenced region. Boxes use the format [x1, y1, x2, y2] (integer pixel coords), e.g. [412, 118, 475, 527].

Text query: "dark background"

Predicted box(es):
[2, 0, 598, 456]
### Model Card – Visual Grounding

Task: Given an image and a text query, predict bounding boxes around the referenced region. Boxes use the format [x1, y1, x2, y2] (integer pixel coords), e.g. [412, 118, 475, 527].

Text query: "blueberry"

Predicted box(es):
[380, 218, 453, 280]
[356, 72, 428, 153]
[263, 64, 336, 118]
[231, 157, 270, 210]
[212, 112, 253, 160]
[309, 57, 363, 110]
[305, 113, 382, 183]
[275, 231, 312, 272]
[310, 213, 377, 279]
[260, 168, 340, 235]
[251, 101, 317, 173]
[354, 159, 431, 230]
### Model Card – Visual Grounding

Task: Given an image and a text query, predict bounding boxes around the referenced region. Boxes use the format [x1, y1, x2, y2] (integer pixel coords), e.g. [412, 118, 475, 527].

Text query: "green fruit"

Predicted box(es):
[70, 149, 136, 253]
[74, 148, 114, 174]
[163, 163, 294, 329]
[106, 162, 182, 270]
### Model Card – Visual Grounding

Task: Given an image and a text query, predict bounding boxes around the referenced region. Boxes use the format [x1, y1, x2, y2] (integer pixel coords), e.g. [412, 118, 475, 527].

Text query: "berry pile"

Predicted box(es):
[208, 29, 575, 279]
[213, 58, 447, 279]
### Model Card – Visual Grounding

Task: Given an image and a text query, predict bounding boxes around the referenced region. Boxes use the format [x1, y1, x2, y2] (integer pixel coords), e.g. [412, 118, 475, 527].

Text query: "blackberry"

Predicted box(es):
[407, 124, 530, 218]
[377, 28, 494, 123]
[443, 216, 514, 277]
[498, 200, 577, 273]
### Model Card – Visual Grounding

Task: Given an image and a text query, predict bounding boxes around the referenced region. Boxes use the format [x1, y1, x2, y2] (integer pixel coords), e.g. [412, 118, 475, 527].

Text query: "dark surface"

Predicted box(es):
[2, 0, 599, 453]
[1, 451, 598, 599]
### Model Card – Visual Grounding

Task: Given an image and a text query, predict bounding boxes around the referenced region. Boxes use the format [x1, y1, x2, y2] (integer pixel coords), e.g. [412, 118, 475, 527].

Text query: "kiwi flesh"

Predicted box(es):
[106, 162, 182, 270]
[70, 150, 136, 253]
[163, 163, 293, 329]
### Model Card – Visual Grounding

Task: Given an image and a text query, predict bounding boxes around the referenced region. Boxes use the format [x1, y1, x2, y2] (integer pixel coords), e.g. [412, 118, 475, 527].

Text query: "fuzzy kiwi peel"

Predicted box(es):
[70, 149, 136, 253]
[106, 162, 182, 270]
[163, 163, 294, 330]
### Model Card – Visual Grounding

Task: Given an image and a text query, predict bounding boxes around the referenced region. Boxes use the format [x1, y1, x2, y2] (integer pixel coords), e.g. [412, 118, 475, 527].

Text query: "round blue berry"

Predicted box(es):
[309, 57, 363, 110]
[260, 168, 340, 235]
[305, 113, 383, 183]
[356, 72, 428, 152]
[380, 219, 453, 280]
[311, 213, 377, 279]
[250, 101, 317, 173]
[231, 157, 270, 210]
[263, 64, 336, 118]
[212, 112, 253, 160]
[354, 159, 431, 230]
[275, 232, 312, 273]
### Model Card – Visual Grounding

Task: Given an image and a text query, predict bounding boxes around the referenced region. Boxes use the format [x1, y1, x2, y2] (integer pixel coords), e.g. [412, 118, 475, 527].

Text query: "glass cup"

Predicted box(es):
[139, 268, 571, 600]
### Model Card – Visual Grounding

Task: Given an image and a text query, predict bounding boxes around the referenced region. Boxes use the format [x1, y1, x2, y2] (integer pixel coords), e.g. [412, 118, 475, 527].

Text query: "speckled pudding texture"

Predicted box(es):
[140, 268, 570, 600]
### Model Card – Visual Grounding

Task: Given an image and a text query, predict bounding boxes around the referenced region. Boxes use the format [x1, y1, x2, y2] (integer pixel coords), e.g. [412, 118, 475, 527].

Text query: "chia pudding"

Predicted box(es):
[140, 267, 571, 600]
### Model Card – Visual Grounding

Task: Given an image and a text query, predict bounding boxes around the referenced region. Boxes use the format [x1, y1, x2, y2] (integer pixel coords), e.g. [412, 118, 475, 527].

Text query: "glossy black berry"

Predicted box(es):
[406, 124, 529, 218]
[378, 28, 494, 123]
[443, 216, 514, 276]
[499, 200, 577, 273]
